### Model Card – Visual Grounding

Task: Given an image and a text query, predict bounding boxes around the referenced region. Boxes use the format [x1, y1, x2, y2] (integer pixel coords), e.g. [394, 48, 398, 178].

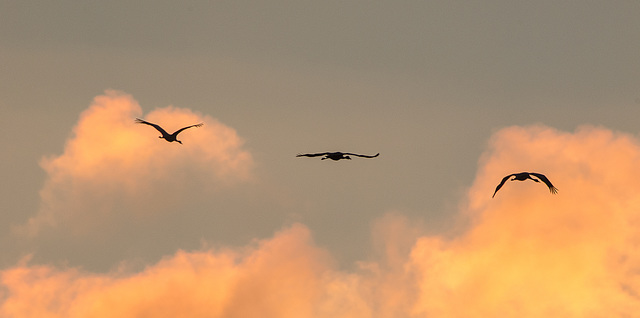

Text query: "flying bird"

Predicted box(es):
[135, 118, 203, 144]
[296, 152, 380, 161]
[492, 172, 558, 198]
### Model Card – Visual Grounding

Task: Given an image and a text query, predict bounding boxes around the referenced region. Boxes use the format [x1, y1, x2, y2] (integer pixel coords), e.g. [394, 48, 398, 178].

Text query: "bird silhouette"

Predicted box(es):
[492, 172, 558, 198]
[296, 152, 379, 161]
[135, 118, 203, 144]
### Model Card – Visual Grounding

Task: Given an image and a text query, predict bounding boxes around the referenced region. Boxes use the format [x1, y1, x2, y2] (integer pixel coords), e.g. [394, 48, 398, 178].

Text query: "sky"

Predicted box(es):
[1, 1, 640, 317]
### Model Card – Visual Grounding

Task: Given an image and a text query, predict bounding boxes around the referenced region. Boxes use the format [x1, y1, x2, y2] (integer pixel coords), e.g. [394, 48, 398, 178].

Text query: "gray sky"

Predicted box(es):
[2, 0, 640, 273]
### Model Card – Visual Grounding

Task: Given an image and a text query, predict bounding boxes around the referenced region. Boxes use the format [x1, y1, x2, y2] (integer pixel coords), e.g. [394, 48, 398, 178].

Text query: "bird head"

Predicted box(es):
[345, 155, 351, 160]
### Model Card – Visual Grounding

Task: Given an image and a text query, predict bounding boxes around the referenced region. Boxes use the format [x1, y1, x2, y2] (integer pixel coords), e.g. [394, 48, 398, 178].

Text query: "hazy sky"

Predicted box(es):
[2, 1, 640, 316]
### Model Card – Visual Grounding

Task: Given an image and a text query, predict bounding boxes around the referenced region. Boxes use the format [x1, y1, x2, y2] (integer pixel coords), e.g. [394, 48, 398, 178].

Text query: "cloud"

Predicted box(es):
[0, 224, 362, 318]
[1, 223, 417, 318]
[19, 90, 253, 236]
[3, 124, 640, 317]
[410, 125, 640, 317]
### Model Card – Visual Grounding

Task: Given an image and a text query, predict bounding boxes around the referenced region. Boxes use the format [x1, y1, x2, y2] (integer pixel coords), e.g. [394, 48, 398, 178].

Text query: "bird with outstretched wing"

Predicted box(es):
[492, 172, 558, 198]
[135, 118, 203, 144]
[296, 151, 379, 161]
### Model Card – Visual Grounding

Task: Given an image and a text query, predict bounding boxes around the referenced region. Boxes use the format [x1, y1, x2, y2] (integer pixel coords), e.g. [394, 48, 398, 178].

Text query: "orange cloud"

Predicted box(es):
[0, 225, 369, 318]
[4, 124, 640, 317]
[410, 125, 640, 317]
[19, 90, 253, 236]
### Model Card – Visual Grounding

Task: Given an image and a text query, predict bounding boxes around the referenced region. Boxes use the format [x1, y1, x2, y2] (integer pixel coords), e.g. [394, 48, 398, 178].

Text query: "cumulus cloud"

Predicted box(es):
[0, 225, 360, 318]
[3, 124, 640, 317]
[410, 125, 640, 317]
[19, 90, 253, 236]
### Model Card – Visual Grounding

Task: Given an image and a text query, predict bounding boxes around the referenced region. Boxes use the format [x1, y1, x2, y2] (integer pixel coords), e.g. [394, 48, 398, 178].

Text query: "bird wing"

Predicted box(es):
[172, 123, 204, 136]
[492, 174, 514, 198]
[343, 152, 380, 158]
[296, 152, 329, 157]
[530, 173, 558, 194]
[135, 118, 169, 136]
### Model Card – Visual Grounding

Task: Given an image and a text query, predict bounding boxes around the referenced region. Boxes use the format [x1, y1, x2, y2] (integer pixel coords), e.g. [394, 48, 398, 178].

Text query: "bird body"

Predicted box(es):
[135, 118, 203, 144]
[296, 152, 379, 161]
[492, 172, 558, 198]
